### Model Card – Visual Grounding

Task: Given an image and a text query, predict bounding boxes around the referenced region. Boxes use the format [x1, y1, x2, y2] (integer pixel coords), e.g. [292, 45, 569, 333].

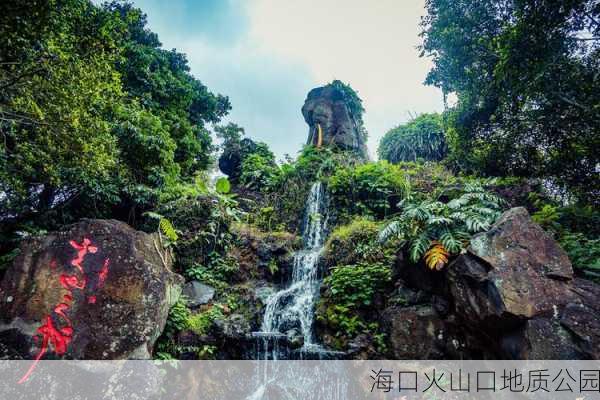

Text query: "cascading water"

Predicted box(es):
[248, 182, 347, 400]
[253, 181, 329, 359]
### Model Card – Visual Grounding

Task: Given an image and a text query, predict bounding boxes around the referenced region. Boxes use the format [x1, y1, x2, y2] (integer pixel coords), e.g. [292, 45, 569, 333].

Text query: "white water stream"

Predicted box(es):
[260, 181, 327, 349]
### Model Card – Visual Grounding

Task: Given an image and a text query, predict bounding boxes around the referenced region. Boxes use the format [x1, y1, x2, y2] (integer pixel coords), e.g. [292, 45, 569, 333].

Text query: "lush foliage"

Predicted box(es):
[216, 123, 276, 185]
[531, 199, 600, 281]
[378, 113, 447, 163]
[329, 161, 410, 220]
[317, 263, 392, 350]
[323, 263, 392, 308]
[379, 181, 506, 269]
[323, 217, 396, 267]
[420, 0, 600, 202]
[0, 0, 229, 241]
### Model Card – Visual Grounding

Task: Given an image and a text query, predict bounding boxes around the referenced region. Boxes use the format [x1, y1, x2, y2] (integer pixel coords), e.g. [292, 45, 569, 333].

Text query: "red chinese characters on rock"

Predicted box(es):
[18, 238, 110, 384]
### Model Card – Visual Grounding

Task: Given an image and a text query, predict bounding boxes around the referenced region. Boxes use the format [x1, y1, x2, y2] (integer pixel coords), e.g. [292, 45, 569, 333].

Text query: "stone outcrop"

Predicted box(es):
[0, 219, 183, 360]
[301, 85, 368, 157]
[448, 207, 575, 325]
[447, 207, 599, 359]
[183, 281, 215, 308]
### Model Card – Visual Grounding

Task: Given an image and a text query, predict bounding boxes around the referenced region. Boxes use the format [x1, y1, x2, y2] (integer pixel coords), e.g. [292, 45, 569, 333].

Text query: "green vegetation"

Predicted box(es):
[0, 1, 229, 227]
[378, 113, 446, 163]
[419, 0, 599, 203]
[329, 161, 410, 220]
[379, 181, 506, 269]
[317, 263, 392, 351]
[530, 198, 600, 282]
[324, 217, 394, 267]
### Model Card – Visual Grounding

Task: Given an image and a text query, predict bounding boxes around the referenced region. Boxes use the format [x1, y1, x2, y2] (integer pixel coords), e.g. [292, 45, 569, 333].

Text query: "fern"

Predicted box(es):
[439, 229, 465, 254]
[380, 180, 505, 271]
[378, 220, 403, 243]
[409, 232, 431, 263]
[159, 218, 179, 243]
[425, 241, 449, 270]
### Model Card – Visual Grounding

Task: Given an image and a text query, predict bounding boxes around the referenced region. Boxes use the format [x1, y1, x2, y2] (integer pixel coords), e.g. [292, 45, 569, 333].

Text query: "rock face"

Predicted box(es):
[381, 305, 445, 359]
[301, 85, 367, 157]
[448, 207, 599, 359]
[449, 207, 575, 325]
[183, 281, 215, 308]
[0, 219, 183, 360]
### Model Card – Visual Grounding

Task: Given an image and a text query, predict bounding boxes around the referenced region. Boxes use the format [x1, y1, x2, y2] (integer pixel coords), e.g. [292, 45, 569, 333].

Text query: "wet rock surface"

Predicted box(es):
[0, 219, 183, 360]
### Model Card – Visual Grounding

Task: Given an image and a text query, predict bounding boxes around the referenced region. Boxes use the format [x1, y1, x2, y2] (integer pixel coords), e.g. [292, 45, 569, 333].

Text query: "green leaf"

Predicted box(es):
[215, 177, 231, 194]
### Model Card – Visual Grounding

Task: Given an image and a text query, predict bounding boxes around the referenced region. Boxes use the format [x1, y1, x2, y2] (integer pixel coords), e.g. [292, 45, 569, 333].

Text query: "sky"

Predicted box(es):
[126, 0, 444, 160]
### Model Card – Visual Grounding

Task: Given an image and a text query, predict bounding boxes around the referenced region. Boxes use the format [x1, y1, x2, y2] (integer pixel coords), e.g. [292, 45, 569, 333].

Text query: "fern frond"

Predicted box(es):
[439, 229, 463, 253]
[159, 218, 179, 242]
[378, 220, 402, 243]
[427, 215, 453, 226]
[410, 232, 431, 263]
[424, 241, 450, 270]
[403, 203, 432, 221]
[465, 215, 490, 233]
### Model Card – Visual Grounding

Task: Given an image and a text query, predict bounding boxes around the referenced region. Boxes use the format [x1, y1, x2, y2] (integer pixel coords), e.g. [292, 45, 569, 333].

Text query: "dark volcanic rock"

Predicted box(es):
[301, 85, 367, 157]
[183, 281, 215, 308]
[231, 225, 299, 284]
[447, 207, 600, 359]
[448, 207, 576, 325]
[381, 305, 445, 359]
[561, 278, 600, 359]
[0, 219, 183, 360]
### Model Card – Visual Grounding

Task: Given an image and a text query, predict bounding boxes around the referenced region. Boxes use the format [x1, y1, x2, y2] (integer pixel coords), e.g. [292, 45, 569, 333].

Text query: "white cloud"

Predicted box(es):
[119, 0, 444, 159]
[247, 0, 444, 157]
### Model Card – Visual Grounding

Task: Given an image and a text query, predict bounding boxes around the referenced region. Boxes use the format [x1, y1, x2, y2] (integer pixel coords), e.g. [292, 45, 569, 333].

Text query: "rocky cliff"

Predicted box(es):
[302, 84, 368, 158]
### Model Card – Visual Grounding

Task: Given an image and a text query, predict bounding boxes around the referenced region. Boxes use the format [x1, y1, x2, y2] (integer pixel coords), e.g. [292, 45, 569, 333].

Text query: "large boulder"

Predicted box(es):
[301, 85, 367, 157]
[381, 305, 445, 359]
[0, 219, 183, 360]
[447, 207, 600, 359]
[448, 207, 576, 326]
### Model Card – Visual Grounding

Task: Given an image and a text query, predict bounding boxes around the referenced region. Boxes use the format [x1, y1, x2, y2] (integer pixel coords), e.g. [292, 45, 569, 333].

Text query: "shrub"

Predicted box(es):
[323, 263, 392, 308]
[559, 233, 600, 282]
[323, 217, 395, 267]
[240, 153, 280, 190]
[378, 113, 446, 163]
[329, 161, 410, 220]
[317, 263, 392, 349]
[187, 305, 225, 336]
[151, 192, 240, 273]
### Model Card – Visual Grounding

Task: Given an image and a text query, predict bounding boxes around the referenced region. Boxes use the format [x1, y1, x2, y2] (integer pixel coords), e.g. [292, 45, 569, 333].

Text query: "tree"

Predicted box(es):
[420, 0, 600, 203]
[378, 113, 446, 163]
[216, 123, 275, 184]
[0, 0, 231, 229]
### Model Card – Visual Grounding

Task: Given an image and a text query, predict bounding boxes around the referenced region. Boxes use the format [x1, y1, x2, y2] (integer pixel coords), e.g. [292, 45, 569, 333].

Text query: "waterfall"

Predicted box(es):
[247, 182, 348, 400]
[256, 181, 328, 358]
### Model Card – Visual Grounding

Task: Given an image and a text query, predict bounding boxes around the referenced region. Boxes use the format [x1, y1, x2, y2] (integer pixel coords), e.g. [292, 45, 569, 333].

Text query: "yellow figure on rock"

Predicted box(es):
[316, 123, 323, 148]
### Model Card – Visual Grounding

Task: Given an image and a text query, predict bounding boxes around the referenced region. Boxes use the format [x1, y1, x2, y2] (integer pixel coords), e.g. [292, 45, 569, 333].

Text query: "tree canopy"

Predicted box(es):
[0, 0, 230, 227]
[420, 0, 600, 203]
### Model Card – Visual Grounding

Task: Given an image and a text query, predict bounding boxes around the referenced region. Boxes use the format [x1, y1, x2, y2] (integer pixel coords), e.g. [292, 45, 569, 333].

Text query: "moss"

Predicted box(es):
[323, 217, 394, 267]
[187, 305, 225, 336]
